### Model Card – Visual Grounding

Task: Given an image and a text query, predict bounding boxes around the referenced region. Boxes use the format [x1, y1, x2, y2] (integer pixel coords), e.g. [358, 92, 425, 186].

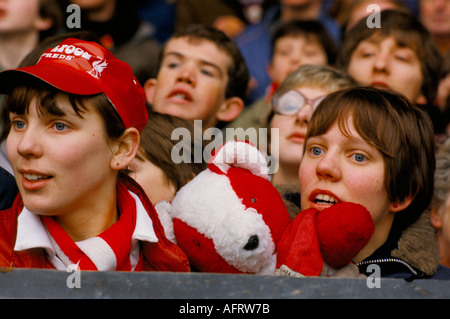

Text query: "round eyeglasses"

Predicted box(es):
[272, 90, 325, 116]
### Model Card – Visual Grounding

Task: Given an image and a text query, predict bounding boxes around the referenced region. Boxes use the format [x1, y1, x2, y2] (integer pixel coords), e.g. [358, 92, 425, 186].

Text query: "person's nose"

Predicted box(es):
[373, 52, 389, 73]
[16, 124, 43, 159]
[290, 54, 301, 67]
[296, 104, 313, 125]
[315, 151, 342, 182]
[176, 64, 196, 87]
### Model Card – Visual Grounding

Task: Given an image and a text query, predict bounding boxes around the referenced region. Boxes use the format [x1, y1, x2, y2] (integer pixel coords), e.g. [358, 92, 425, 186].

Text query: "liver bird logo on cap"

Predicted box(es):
[88, 59, 108, 79]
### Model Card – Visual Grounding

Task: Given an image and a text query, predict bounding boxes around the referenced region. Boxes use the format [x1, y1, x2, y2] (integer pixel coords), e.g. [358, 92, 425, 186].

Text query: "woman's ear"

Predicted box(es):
[110, 128, 140, 170]
[215, 96, 244, 123]
[390, 196, 414, 213]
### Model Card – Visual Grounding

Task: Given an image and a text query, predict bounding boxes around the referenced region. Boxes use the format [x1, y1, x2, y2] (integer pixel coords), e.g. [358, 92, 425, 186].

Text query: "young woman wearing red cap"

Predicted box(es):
[0, 38, 190, 272]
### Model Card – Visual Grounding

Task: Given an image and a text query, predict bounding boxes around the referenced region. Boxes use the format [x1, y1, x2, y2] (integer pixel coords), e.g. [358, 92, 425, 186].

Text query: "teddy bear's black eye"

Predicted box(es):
[251, 198, 257, 203]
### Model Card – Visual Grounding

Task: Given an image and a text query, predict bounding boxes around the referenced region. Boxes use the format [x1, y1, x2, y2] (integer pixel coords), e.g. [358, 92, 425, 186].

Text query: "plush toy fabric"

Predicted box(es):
[276, 202, 374, 277]
[156, 140, 375, 277]
[156, 140, 291, 274]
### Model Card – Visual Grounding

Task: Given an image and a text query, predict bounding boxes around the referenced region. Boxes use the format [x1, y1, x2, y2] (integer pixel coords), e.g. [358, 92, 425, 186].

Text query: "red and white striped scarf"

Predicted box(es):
[41, 180, 144, 271]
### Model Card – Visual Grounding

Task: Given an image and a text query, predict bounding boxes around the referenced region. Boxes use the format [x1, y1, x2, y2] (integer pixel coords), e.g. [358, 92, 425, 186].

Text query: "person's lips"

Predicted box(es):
[288, 132, 306, 144]
[370, 81, 391, 90]
[167, 87, 193, 103]
[308, 189, 342, 210]
[19, 170, 53, 191]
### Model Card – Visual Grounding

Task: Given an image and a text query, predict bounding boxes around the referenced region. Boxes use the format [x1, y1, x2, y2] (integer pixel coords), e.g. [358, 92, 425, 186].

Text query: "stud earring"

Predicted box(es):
[393, 203, 398, 208]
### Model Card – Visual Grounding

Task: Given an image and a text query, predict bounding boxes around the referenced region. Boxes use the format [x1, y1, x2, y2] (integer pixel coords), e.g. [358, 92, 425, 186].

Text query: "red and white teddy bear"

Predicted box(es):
[156, 140, 374, 277]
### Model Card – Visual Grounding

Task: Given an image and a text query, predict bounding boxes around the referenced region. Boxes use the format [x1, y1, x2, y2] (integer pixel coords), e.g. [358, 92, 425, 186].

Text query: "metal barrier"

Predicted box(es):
[0, 268, 448, 299]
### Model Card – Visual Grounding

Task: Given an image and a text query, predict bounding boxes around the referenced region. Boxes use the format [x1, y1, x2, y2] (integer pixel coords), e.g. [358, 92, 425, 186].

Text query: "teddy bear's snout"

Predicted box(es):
[243, 235, 259, 250]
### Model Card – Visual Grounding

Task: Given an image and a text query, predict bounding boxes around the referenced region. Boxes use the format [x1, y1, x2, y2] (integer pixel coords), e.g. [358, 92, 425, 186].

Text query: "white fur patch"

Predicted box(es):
[154, 201, 177, 244]
[170, 169, 275, 274]
[210, 140, 270, 180]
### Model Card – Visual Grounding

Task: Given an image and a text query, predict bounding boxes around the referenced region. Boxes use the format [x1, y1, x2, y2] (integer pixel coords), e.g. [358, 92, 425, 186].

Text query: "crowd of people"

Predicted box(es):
[0, 0, 449, 282]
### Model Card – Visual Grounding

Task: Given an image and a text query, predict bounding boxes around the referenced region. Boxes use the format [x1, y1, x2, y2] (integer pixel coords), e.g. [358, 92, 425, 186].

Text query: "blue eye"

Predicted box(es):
[353, 153, 367, 162]
[14, 120, 26, 129]
[54, 122, 68, 131]
[311, 147, 323, 156]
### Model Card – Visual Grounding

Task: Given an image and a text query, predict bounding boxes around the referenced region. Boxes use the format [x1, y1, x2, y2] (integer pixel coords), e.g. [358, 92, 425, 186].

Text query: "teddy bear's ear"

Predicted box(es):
[208, 140, 270, 179]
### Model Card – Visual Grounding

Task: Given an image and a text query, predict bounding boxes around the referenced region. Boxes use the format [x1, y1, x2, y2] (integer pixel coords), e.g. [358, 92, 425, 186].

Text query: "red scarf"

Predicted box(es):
[41, 180, 143, 271]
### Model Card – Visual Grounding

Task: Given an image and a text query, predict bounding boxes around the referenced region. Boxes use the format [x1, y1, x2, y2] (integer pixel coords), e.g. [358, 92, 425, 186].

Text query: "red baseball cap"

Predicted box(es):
[0, 38, 148, 132]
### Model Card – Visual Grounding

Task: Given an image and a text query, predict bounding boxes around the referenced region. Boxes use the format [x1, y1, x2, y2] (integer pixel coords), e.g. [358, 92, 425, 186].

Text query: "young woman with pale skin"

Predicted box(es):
[0, 38, 189, 272]
[7, 94, 140, 241]
[298, 87, 444, 278]
[300, 114, 408, 261]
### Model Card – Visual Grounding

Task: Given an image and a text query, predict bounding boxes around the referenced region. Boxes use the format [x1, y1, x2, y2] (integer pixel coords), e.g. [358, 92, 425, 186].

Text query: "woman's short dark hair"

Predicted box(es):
[305, 86, 436, 230]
